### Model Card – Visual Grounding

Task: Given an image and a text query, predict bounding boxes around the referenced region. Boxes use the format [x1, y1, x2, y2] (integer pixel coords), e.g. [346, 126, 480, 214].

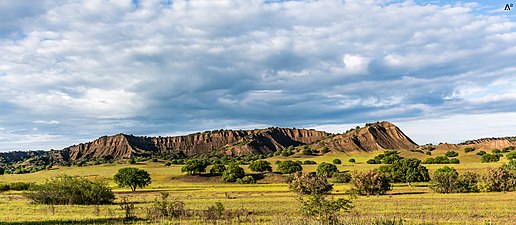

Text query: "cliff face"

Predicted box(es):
[459, 138, 516, 150]
[311, 121, 417, 152]
[65, 128, 330, 160]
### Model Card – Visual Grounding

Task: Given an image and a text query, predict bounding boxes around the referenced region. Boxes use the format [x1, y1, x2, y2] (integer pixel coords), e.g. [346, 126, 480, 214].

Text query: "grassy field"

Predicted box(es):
[0, 150, 514, 224]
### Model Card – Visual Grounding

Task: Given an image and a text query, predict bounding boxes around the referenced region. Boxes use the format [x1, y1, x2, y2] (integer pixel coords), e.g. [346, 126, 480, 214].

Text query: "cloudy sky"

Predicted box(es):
[1, 0, 515, 151]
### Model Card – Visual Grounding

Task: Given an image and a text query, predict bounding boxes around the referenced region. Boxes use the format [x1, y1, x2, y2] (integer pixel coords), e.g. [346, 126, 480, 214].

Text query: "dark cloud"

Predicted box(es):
[0, 0, 515, 151]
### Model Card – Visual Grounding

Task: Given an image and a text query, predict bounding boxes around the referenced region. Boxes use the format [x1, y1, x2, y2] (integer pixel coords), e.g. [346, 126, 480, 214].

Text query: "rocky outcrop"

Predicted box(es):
[65, 128, 330, 160]
[310, 121, 417, 152]
[458, 137, 516, 150]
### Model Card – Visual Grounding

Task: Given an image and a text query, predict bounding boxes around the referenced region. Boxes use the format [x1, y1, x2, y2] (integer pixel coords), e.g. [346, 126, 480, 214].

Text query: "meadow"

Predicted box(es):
[0, 150, 514, 224]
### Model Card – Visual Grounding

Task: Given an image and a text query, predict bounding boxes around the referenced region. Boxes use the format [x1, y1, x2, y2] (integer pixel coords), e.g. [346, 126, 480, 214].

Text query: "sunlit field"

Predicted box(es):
[0, 150, 514, 224]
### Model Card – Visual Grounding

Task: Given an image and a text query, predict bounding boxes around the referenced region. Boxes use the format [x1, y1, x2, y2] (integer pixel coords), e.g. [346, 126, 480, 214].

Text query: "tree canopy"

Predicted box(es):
[113, 167, 151, 192]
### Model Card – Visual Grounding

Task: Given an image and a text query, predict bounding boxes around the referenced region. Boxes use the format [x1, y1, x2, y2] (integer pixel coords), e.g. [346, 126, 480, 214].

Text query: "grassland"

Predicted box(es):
[0, 150, 514, 224]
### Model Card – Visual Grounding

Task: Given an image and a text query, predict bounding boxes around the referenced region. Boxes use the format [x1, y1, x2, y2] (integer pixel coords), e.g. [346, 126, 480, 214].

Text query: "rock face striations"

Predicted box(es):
[310, 121, 418, 152]
[64, 128, 330, 160]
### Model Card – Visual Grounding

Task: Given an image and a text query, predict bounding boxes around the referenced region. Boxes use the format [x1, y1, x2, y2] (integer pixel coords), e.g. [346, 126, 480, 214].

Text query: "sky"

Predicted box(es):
[1, 0, 516, 152]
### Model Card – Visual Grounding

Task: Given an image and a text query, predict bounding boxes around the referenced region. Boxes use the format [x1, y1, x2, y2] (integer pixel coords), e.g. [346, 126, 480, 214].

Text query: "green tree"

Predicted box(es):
[277, 160, 303, 174]
[249, 160, 272, 172]
[348, 158, 356, 163]
[332, 159, 342, 164]
[289, 172, 333, 195]
[481, 154, 500, 163]
[299, 194, 353, 224]
[221, 164, 245, 182]
[506, 152, 516, 160]
[316, 162, 338, 178]
[445, 151, 459, 157]
[181, 159, 208, 175]
[431, 166, 458, 193]
[209, 164, 226, 175]
[377, 158, 429, 186]
[113, 167, 151, 192]
[480, 167, 516, 192]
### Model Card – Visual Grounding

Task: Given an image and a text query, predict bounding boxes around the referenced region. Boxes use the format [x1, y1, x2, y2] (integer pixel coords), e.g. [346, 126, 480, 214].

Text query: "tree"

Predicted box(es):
[289, 172, 333, 195]
[0, 167, 4, 175]
[277, 160, 303, 174]
[321, 146, 330, 154]
[181, 159, 208, 175]
[480, 167, 516, 192]
[481, 154, 500, 163]
[221, 164, 245, 182]
[113, 167, 151, 192]
[377, 158, 429, 186]
[332, 159, 341, 164]
[302, 147, 313, 155]
[348, 158, 356, 163]
[316, 162, 338, 178]
[351, 170, 390, 195]
[507, 152, 516, 160]
[431, 166, 458, 193]
[445, 151, 459, 157]
[210, 164, 226, 175]
[299, 194, 353, 224]
[249, 160, 272, 172]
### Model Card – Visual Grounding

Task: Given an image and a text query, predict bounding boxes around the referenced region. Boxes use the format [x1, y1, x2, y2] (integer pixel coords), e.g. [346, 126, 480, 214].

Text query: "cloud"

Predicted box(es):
[0, 0, 515, 151]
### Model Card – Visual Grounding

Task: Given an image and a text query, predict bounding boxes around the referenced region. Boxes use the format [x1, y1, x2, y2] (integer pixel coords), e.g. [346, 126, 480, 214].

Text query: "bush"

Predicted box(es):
[221, 164, 245, 182]
[476, 151, 487, 156]
[445, 151, 459, 157]
[299, 194, 353, 224]
[321, 146, 330, 154]
[367, 151, 402, 164]
[432, 166, 459, 193]
[113, 167, 152, 192]
[423, 156, 459, 164]
[366, 159, 381, 164]
[181, 159, 208, 175]
[302, 148, 313, 155]
[332, 159, 341, 164]
[425, 152, 432, 156]
[331, 172, 351, 183]
[449, 158, 460, 164]
[376, 158, 429, 184]
[236, 175, 256, 184]
[249, 160, 272, 172]
[457, 172, 480, 193]
[289, 172, 333, 195]
[479, 167, 516, 192]
[481, 154, 500, 163]
[128, 158, 136, 164]
[277, 160, 303, 174]
[492, 149, 501, 154]
[507, 152, 516, 160]
[8, 182, 34, 191]
[303, 160, 317, 165]
[210, 164, 226, 175]
[25, 175, 114, 205]
[503, 146, 515, 152]
[348, 158, 356, 163]
[351, 170, 390, 195]
[316, 162, 339, 178]
[464, 147, 475, 153]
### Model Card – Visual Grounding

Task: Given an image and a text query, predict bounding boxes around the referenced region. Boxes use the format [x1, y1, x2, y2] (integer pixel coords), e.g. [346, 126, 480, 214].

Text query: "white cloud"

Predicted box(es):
[0, 0, 515, 151]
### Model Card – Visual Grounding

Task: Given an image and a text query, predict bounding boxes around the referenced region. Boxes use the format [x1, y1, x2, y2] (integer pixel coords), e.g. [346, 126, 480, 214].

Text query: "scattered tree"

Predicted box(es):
[348, 158, 356, 163]
[481, 154, 500, 163]
[249, 160, 272, 172]
[316, 162, 339, 178]
[331, 172, 351, 183]
[445, 151, 459, 157]
[181, 159, 208, 175]
[464, 147, 475, 153]
[332, 159, 342, 164]
[377, 158, 429, 186]
[113, 167, 152, 192]
[289, 172, 333, 195]
[210, 164, 226, 175]
[221, 164, 245, 182]
[277, 160, 303, 174]
[432, 166, 458, 193]
[351, 170, 390, 195]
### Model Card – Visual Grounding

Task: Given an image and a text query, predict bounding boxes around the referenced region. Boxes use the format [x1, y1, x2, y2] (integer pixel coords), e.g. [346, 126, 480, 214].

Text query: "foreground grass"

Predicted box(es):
[0, 151, 514, 224]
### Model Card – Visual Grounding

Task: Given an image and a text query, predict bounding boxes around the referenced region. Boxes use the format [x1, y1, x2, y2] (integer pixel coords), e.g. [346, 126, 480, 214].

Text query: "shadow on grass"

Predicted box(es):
[0, 218, 146, 225]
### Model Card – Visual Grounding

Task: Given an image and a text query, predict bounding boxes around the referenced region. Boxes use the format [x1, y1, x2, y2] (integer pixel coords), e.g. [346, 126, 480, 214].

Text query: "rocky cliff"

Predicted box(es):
[457, 137, 516, 150]
[310, 121, 418, 152]
[64, 128, 330, 160]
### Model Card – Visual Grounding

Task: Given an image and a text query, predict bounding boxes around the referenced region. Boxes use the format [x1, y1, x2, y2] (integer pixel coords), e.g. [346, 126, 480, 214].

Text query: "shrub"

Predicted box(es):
[113, 167, 152, 192]
[445, 151, 459, 157]
[503, 159, 516, 171]
[210, 164, 226, 175]
[221, 164, 245, 182]
[464, 147, 475, 153]
[249, 160, 272, 172]
[366, 159, 381, 164]
[316, 162, 339, 178]
[457, 172, 479, 193]
[299, 194, 353, 224]
[26, 175, 114, 205]
[331, 172, 351, 183]
[503, 146, 515, 152]
[481, 154, 500, 163]
[277, 160, 303, 174]
[449, 158, 460, 164]
[492, 149, 501, 154]
[289, 172, 333, 195]
[476, 151, 487, 156]
[8, 182, 34, 191]
[506, 152, 516, 160]
[303, 160, 317, 165]
[332, 159, 341, 164]
[432, 166, 459, 193]
[351, 170, 390, 195]
[236, 175, 256, 184]
[348, 158, 356, 163]
[181, 159, 208, 175]
[423, 156, 459, 164]
[479, 167, 516, 192]
[376, 158, 430, 184]
[425, 152, 432, 156]
[321, 147, 330, 154]
[164, 162, 172, 166]
[128, 158, 136, 164]
[302, 148, 313, 155]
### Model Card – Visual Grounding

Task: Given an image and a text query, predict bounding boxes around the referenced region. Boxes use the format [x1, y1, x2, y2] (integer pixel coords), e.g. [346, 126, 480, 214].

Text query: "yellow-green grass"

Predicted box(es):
[0, 150, 514, 224]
